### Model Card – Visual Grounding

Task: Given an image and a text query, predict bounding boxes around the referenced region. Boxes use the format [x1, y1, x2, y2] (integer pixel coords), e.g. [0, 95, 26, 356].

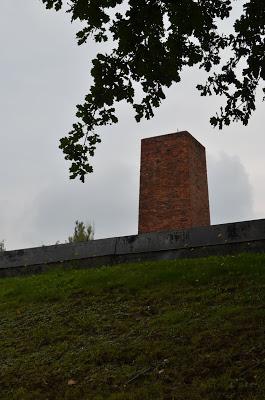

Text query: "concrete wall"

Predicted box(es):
[1, 218, 265, 278]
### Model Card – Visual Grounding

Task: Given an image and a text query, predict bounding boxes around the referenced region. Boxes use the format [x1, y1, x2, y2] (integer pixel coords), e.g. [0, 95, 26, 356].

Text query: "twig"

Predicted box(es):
[125, 366, 153, 385]
[239, 359, 265, 377]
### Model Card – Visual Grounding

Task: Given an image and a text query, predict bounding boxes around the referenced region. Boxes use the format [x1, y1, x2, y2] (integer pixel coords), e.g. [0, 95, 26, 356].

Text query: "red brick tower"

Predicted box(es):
[138, 131, 210, 234]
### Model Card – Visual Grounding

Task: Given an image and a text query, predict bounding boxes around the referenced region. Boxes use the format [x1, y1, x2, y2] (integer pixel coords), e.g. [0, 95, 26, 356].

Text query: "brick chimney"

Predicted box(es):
[138, 131, 210, 234]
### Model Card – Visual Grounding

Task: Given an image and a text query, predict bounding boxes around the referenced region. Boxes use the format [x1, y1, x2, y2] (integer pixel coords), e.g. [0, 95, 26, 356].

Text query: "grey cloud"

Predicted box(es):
[0, 1, 264, 251]
[207, 152, 255, 225]
[23, 161, 139, 248]
[0, 149, 257, 250]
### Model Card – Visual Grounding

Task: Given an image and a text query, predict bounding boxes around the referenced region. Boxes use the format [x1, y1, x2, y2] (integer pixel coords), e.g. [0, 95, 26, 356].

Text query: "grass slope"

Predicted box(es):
[1, 254, 265, 399]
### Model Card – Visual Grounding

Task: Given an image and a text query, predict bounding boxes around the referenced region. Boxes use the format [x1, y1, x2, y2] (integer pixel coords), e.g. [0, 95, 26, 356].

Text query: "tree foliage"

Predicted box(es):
[0, 240, 6, 252]
[42, 0, 265, 182]
[68, 220, 94, 243]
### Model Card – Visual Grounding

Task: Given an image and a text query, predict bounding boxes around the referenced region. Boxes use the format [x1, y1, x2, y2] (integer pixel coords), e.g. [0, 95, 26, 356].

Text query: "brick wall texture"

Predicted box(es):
[138, 131, 211, 234]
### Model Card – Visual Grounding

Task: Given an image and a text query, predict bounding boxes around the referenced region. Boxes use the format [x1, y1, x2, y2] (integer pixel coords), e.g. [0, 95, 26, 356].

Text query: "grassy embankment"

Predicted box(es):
[1, 254, 265, 399]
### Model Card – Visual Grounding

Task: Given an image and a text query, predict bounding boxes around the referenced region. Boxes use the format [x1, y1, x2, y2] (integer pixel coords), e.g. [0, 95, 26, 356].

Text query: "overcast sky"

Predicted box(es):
[0, 1, 264, 250]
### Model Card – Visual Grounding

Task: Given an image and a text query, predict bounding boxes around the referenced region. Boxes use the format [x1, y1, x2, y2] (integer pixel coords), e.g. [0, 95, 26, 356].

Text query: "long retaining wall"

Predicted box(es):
[1, 218, 265, 278]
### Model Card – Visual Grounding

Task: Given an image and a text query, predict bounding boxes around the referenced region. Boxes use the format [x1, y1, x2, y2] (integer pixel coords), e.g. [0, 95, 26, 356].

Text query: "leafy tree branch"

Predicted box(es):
[42, 0, 265, 182]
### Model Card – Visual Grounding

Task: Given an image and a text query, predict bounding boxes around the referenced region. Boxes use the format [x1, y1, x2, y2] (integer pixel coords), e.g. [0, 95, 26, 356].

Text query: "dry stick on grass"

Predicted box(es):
[239, 358, 265, 377]
[125, 366, 153, 385]
[125, 359, 170, 385]
[238, 348, 265, 377]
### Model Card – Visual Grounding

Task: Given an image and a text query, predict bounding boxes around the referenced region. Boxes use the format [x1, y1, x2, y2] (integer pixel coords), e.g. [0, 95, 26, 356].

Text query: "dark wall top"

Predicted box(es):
[1, 219, 265, 274]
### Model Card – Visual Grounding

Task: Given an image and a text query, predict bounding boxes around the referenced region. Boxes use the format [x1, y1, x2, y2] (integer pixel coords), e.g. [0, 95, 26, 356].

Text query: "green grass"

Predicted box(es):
[1, 254, 265, 399]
